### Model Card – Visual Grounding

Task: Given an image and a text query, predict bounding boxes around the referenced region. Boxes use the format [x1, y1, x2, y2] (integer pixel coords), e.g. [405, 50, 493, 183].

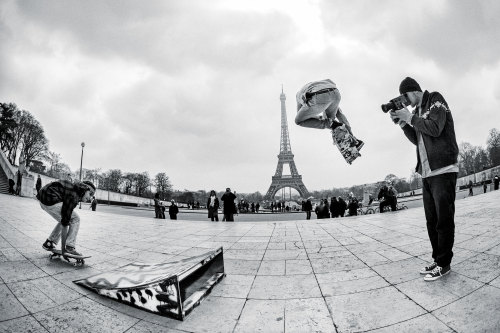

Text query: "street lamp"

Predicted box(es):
[79, 142, 85, 209]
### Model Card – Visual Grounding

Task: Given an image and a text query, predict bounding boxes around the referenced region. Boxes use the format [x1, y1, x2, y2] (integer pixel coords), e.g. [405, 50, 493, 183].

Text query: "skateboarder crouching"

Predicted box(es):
[37, 179, 96, 256]
[295, 79, 364, 150]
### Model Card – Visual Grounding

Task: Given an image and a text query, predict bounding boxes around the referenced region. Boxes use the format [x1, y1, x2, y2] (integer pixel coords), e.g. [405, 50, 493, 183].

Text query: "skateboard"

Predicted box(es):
[331, 124, 361, 164]
[47, 248, 91, 267]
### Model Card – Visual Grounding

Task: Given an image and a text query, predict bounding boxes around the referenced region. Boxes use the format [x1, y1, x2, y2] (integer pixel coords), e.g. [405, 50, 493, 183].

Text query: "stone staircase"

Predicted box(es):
[0, 165, 9, 194]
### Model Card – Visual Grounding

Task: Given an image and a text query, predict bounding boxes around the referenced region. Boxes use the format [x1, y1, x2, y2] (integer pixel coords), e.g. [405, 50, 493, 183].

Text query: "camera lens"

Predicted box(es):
[381, 103, 393, 113]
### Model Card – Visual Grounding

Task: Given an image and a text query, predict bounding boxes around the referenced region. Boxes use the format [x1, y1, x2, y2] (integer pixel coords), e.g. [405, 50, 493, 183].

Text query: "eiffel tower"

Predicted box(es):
[264, 87, 309, 200]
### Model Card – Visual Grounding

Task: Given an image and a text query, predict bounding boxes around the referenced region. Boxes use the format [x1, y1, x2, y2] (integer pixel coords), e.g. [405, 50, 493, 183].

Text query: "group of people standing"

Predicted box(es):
[153, 193, 178, 220]
[302, 195, 360, 219]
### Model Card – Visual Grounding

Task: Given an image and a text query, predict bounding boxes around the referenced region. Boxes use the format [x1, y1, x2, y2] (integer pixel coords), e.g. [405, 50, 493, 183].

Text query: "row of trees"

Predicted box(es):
[458, 128, 500, 177]
[80, 168, 173, 199]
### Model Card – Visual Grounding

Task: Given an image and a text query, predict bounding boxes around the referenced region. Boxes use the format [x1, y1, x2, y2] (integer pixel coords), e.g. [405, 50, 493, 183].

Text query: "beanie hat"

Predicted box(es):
[399, 77, 422, 94]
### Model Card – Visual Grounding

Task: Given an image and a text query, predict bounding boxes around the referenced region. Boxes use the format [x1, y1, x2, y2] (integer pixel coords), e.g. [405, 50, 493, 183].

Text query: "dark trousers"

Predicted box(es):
[306, 211, 311, 220]
[379, 197, 396, 213]
[224, 213, 234, 222]
[422, 173, 457, 267]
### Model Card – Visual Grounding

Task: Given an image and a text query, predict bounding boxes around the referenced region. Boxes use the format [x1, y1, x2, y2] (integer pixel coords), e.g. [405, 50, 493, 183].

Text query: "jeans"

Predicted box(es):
[295, 90, 341, 129]
[422, 173, 457, 267]
[40, 202, 80, 248]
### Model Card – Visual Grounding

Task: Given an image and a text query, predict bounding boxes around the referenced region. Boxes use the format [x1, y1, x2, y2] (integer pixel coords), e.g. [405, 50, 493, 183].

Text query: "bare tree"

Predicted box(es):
[154, 172, 173, 199]
[487, 128, 500, 166]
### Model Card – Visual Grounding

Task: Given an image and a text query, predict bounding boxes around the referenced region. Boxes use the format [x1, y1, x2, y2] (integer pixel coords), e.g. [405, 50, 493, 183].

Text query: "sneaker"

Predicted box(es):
[42, 239, 55, 251]
[419, 262, 437, 275]
[330, 120, 343, 131]
[424, 265, 450, 281]
[355, 140, 364, 151]
[64, 246, 82, 256]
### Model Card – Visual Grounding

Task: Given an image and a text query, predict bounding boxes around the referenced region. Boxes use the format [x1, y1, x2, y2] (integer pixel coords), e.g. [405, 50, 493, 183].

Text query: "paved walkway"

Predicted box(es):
[1, 191, 499, 333]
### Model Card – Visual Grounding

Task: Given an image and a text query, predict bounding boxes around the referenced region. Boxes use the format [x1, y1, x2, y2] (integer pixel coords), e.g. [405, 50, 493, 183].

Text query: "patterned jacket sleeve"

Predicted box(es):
[410, 93, 448, 137]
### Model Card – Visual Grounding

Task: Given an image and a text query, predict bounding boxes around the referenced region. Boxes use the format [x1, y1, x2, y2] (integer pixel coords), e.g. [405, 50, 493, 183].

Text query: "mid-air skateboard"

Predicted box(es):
[331, 124, 362, 164]
[47, 248, 91, 267]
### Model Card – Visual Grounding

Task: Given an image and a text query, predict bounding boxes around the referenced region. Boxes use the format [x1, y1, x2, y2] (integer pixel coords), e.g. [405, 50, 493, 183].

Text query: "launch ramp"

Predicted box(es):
[74, 247, 225, 320]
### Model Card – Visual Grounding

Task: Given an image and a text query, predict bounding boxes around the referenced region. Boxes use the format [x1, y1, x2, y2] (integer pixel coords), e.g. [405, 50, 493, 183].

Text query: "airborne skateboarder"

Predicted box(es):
[295, 79, 364, 163]
[37, 179, 95, 256]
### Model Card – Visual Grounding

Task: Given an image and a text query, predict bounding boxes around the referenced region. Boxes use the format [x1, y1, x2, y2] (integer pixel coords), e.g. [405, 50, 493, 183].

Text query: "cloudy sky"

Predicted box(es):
[1, 0, 499, 194]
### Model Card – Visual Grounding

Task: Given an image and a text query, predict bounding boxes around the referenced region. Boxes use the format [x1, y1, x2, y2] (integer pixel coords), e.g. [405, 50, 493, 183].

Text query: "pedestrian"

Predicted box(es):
[303, 199, 312, 220]
[468, 180, 473, 196]
[221, 187, 236, 222]
[37, 179, 95, 256]
[378, 184, 397, 213]
[270, 202, 274, 213]
[36, 175, 42, 196]
[483, 180, 487, 194]
[338, 196, 347, 217]
[256, 202, 260, 213]
[494, 175, 499, 190]
[154, 193, 161, 218]
[15, 169, 22, 195]
[330, 197, 340, 218]
[314, 202, 321, 219]
[169, 200, 179, 220]
[295, 79, 364, 151]
[389, 76, 459, 281]
[207, 190, 220, 222]
[347, 195, 359, 216]
[8, 178, 15, 195]
[322, 199, 330, 218]
[90, 196, 97, 211]
[159, 202, 166, 219]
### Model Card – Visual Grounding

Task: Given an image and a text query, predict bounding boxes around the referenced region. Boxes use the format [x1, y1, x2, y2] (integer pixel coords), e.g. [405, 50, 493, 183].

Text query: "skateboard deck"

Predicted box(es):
[331, 124, 361, 164]
[47, 248, 91, 267]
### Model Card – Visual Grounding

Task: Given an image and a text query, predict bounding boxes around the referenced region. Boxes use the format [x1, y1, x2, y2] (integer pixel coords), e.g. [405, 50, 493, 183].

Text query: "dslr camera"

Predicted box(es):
[381, 93, 410, 113]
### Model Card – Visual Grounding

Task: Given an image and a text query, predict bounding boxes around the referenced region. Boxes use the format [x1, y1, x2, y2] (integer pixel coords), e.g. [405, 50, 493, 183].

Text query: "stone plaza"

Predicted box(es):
[1, 190, 499, 333]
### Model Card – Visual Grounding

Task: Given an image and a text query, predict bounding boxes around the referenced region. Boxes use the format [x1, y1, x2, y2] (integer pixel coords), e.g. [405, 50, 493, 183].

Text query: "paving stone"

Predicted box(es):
[225, 249, 265, 260]
[34, 296, 139, 333]
[318, 274, 390, 296]
[453, 253, 500, 283]
[249, 274, 322, 299]
[371, 257, 426, 284]
[234, 299, 285, 333]
[285, 259, 313, 275]
[257, 260, 285, 276]
[433, 285, 500, 333]
[310, 254, 368, 273]
[210, 274, 255, 298]
[369, 313, 454, 332]
[263, 249, 307, 261]
[1, 248, 26, 261]
[224, 259, 260, 275]
[0, 260, 48, 283]
[125, 321, 186, 333]
[0, 284, 29, 321]
[8, 276, 82, 313]
[285, 298, 335, 333]
[455, 235, 500, 252]
[0, 315, 50, 333]
[326, 286, 426, 332]
[396, 273, 484, 311]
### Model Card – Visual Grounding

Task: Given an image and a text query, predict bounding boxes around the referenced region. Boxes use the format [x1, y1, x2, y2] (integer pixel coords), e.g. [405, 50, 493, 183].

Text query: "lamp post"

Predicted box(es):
[79, 142, 85, 209]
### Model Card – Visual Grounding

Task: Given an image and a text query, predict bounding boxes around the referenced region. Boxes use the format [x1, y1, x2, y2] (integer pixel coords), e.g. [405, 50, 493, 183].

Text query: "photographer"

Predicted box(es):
[388, 77, 458, 282]
[377, 184, 397, 213]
